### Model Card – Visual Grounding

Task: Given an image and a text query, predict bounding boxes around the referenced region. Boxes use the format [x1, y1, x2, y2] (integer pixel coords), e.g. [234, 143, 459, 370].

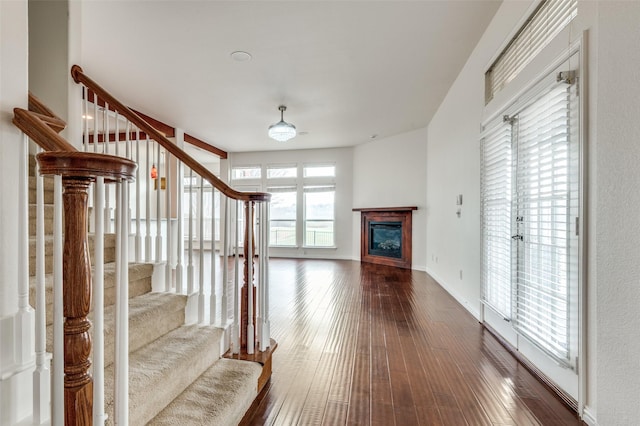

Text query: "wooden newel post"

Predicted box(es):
[241, 201, 256, 351]
[36, 151, 137, 426]
[63, 177, 93, 425]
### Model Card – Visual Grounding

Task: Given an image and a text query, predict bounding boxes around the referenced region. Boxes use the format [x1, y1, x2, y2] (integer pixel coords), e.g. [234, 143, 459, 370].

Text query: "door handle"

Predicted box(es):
[511, 235, 523, 241]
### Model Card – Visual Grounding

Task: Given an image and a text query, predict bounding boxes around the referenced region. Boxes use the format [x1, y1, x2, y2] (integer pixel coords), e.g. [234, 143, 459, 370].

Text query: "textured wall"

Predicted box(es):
[595, 2, 640, 424]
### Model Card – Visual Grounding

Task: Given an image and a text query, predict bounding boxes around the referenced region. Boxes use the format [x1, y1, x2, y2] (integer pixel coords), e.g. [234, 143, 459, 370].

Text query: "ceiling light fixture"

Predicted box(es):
[230, 51, 252, 62]
[268, 105, 297, 142]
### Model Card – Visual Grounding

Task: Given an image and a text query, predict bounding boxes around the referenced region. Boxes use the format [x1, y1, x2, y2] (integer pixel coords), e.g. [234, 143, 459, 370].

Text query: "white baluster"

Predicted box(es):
[114, 110, 119, 158]
[145, 136, 152, 262]
[93, 177, 106, 425]
[261, 201, 271, 351]
[33, 149, 50, 424]
[52, 175, 64, 426]
[165, 152, 172, 292]
[175, 159, 184, 294]
[103, 102, 112, 232]
[221, 196, 229, 328]
[155, 145, 163, 262]
[93, 99, 98, 153]
[247, 202, 255, 355]
[209, 188, 217, 325]
[198, 176, 205, 323]
[187, 169, 194, 294]
[115, 181, 130, 426]
[135, 127, 142, 262]
[253, 203, 264, 349]
[257, 203, 264, 349]
[17, 135, 31, 363]
[175, 129, 185, 294]
[232, 200, 240, 354]
[83, 87, 89, 152]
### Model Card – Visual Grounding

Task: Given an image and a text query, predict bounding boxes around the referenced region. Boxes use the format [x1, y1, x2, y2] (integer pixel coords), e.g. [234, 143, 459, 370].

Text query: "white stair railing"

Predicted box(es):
[78, 79, 272, 346]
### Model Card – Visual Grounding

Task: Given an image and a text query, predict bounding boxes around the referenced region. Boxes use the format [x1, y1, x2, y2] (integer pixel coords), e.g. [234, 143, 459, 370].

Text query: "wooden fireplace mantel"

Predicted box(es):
[354, 207, 417, 269]
[352, 206, 417, 212]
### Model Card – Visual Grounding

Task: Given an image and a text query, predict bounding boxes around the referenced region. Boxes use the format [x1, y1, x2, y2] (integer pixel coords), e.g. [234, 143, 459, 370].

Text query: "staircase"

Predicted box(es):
[13, 68, 275, 423]
[26, 157, 263, 425]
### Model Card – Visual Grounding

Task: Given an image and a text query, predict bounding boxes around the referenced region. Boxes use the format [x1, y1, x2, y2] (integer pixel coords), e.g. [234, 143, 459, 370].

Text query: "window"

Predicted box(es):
[183, 176, 220, 242]
[485, 0, 577, 102]
[481, 65, 580, 368]
[267, 165, 297, 179]
[231, 166, 261, 180]
[304, 165, 335, 178]
[230, 163, 338, 249]
[304, 185, 335, 247]
[268, 186, 297, 246]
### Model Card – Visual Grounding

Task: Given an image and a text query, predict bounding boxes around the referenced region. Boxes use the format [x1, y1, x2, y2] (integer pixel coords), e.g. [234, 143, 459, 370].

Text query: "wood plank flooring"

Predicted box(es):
[242, 259, 583, 426]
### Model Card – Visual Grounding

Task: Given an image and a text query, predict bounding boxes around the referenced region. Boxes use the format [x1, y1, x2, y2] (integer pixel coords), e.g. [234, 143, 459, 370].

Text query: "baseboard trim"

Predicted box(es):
[425, 268, 480, 320]
[582, 406, 598, 426]
[483, 322, 579, 414]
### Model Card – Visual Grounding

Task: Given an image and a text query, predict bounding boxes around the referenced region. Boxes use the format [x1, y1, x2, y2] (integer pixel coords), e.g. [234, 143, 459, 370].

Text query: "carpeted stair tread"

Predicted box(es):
[30, 262, 153, 326]
[29, 233, 117, 275]
[102, 292, 187, 367]
[44, 289, 182, 359]
[28, 175, 55, 204]
[149, 358, 262, 426]
[104, 324, 225, 426]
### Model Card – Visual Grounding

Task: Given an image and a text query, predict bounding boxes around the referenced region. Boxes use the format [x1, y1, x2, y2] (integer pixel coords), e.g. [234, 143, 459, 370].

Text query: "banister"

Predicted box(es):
[71, 65, 271, 203]
[35, 151, 136, 426]
[28, 92, 67, 133]
[13, 108, 76, 152]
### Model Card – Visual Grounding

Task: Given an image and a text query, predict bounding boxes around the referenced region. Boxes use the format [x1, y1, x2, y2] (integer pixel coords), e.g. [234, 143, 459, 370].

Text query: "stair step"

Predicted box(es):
[28, 203, 55, 237]
[44, 291, 186, 365]
[30, 262, 153, 326]
[104, 325, 225, 426]
[28, 176, 55, 204]
[103, 292, 187, 368]
[29, 233, 117, 275]
[149, 358, 262, 426]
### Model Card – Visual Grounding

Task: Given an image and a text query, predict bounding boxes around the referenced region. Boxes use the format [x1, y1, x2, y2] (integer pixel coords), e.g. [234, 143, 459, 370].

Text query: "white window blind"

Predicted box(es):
[513, 80, 578, 365]
[481, 120, 513, 319]
[486, 0, 577, 102]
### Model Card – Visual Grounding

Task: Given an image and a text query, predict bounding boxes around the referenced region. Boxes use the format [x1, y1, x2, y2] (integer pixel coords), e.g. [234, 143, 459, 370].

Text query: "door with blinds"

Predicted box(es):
[481, 55, 581, 398]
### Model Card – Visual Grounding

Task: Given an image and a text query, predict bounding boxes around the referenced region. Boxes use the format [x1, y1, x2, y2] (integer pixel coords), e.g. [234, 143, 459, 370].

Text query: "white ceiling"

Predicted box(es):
[80, 1, 501, 156]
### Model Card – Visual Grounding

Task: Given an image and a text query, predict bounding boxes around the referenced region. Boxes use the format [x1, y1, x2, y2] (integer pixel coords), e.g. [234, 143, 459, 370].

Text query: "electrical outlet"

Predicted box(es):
[459, 269, 463, 280]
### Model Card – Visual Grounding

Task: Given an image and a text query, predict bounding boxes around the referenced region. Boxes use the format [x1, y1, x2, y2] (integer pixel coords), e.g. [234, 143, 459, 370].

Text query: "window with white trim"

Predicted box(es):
[231, 163, 337, 248]
[268, 185, 297, 246]
[485, 0, 577, 103]
[304, 185, 335, 247]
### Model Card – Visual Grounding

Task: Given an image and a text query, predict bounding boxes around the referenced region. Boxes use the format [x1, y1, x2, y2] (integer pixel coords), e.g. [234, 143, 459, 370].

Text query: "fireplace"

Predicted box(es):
[368, 221, 402, 258]
[353, 207, 417, 269]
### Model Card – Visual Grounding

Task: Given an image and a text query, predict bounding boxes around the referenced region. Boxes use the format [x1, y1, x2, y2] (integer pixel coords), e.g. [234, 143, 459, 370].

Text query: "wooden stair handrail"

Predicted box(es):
[71, 65, 270, 203]
[28, 92, 67, 134]
[13, 107, 77, 152]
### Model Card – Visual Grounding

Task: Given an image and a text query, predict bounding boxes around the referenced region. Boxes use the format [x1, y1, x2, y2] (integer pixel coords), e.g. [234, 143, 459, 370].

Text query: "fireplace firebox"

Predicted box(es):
[369, 221, 402, 258]
[353, 207, 417, 269]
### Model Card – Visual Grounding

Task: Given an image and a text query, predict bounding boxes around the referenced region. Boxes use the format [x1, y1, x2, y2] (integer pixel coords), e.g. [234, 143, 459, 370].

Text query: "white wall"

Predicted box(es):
[0, 1, 32, 423]
[426, 0, 608, 420]
[595, 3, 640, 424]
[426, 1, 538, 318]
[28, 0, 69, 121]
[229, 147, 354, 260]
[352, 128, 427, 271]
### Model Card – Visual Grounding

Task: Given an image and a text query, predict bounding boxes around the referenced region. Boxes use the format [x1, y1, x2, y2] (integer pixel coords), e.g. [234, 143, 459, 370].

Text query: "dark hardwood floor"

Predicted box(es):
[242, 259, 583, 426]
